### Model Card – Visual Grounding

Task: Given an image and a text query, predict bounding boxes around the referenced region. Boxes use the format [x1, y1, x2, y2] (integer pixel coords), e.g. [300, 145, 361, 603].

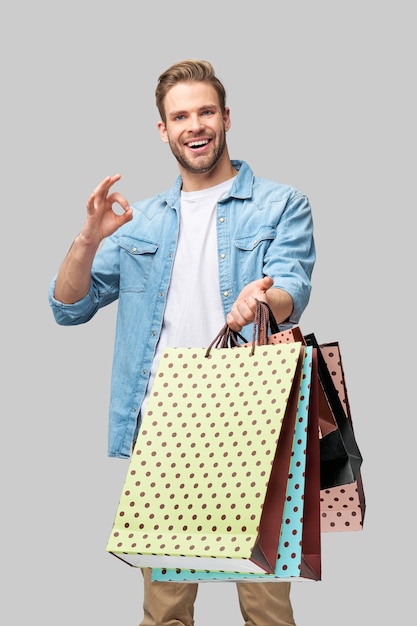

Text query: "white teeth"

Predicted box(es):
[189, 140, 208, 148]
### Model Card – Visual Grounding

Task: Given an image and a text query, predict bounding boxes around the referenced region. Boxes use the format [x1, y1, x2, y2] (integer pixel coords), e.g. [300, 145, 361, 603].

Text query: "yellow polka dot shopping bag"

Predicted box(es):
[106, 305, 320, 576]
[151, 345, 321, 583]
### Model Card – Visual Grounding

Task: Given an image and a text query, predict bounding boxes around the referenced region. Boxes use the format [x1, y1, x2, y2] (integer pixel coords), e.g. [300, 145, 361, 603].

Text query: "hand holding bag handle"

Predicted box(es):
[206, 300, 281, 358]
[206, 299, 279, 357]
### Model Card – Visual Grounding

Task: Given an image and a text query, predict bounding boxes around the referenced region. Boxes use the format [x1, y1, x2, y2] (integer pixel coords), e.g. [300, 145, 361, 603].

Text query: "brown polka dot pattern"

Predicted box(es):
[320, 478, 365, 531]
[106, 343, 302, 567]
[319, 344, 365, 532]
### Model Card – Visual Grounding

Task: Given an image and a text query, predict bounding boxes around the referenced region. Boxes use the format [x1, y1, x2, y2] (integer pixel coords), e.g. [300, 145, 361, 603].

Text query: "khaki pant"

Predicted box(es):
[140, 568, 296, 626]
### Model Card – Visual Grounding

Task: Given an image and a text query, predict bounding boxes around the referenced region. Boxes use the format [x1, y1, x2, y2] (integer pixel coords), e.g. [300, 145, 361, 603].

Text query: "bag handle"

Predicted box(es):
[206, 299, 281, 357]
[205, 324, 247, 356]
[252, 299, 280, 344]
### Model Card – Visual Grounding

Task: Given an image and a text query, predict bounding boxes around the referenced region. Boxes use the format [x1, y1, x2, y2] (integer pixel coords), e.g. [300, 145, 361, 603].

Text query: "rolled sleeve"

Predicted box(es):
[48, 277, 100, 325]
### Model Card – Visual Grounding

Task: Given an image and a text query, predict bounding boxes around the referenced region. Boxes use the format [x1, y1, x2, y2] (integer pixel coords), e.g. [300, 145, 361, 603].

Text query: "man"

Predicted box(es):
[49, 59, 315, 626]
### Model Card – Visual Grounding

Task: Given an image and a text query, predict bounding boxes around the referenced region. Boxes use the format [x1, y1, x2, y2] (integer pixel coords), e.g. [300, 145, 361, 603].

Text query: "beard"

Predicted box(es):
[168, 130, 227, 175]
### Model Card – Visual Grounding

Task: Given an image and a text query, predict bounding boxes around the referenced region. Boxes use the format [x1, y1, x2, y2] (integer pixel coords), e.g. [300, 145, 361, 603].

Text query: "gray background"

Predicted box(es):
[1, 1, 414, 624]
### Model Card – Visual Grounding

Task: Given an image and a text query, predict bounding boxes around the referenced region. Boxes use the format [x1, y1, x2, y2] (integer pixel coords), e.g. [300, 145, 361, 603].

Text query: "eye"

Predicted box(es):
[201, 110, 214, 117]
[174, 114, 186, 121]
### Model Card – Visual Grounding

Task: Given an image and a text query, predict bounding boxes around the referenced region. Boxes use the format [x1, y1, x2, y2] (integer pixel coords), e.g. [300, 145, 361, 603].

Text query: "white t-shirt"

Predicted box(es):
[141, 177, 234, 417]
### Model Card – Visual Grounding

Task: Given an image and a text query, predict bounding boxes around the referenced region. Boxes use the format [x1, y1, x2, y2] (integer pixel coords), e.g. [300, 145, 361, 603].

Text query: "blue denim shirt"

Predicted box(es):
[49, 160, 315, 458]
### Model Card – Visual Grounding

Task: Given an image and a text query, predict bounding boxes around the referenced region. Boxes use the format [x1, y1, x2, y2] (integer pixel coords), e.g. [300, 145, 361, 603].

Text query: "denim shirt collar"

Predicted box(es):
[161, 160, 253, 209]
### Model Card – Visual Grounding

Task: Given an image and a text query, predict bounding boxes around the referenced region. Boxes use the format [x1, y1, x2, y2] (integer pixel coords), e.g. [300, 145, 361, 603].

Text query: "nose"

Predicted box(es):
[188, 113, 205, 133]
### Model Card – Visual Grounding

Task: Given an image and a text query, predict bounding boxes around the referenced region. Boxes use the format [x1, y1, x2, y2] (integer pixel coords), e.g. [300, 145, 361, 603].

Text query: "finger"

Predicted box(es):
[262, 275, 274, 289]
[113, 206, 134, 225]
[86, 190, 98, 214]
[94, 174, 122, 200]
[226, 312, 242, 332]
[105, 173, 122, 189]
[86, 175, 125, 212]
[107, 191, 131, 213]
[245, 296, 258, 313]
[229, 300, 253, 329]
[249, 277, 274, 303]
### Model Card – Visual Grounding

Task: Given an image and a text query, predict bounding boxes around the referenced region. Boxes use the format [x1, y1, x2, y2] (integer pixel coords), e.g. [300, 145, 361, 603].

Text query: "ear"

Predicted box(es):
[223, 107, 231, 132]
[157, 120, 169, 144]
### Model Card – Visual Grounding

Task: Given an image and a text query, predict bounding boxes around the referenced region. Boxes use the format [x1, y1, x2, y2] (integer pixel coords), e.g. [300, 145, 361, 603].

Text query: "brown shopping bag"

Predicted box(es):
[106, 328, 306, 574]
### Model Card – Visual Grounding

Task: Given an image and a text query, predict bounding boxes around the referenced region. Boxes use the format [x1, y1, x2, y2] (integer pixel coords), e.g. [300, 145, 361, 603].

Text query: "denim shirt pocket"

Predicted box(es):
[234, 225, 277, 283]
[234, 225, 277, 251]
[118, 235, 159, 293]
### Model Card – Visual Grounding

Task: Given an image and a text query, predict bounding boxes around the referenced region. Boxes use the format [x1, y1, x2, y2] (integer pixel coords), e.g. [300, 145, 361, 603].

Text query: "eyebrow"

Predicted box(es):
[168, 104, 218, 118]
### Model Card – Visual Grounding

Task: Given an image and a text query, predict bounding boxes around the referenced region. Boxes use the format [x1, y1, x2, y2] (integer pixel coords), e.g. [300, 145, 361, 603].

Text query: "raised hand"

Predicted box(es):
[53, 174, 133, 304]
[82, 174, 133, 246]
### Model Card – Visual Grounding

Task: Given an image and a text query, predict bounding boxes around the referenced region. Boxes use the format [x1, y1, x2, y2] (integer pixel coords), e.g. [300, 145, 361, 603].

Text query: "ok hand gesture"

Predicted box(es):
[83, 174, 133, 246]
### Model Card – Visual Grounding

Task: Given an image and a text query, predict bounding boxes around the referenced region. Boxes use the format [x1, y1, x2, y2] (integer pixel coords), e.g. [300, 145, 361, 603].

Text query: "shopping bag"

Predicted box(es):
[106, 333, 306, 574]
[152, 345, 321, 583]
[264, 307, 362, 490]
[304, 334, 362, 490]
[317, 343, 366, 531]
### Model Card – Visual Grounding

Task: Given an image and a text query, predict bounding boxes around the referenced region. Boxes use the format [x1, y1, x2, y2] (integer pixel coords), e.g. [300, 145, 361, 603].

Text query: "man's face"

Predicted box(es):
[158, 81, 231, 175]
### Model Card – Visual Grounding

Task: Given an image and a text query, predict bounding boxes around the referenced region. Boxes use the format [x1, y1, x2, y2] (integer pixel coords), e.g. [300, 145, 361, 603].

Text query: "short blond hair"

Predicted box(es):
[155, 59, 227, 123]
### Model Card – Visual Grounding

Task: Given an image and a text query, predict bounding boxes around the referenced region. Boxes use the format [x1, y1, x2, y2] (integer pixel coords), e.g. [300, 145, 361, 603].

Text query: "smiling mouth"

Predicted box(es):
[187, 139, 210, 149]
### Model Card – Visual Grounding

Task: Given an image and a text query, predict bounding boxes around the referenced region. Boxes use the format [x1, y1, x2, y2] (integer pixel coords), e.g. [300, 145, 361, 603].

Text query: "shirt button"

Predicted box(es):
[220, 253, 226, 259]
[219, 217, 225, 223]
[132, 247, 137, 252]
[223, 291, 229, 297]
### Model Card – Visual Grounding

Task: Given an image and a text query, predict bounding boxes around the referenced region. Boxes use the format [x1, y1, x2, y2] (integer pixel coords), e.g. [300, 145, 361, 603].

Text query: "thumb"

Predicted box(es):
[260, 276, 274, 291]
